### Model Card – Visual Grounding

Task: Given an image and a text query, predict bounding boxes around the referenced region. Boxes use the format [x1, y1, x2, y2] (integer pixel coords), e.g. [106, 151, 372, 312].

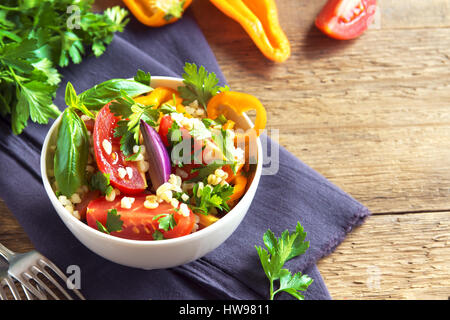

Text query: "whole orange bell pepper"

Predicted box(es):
[210, 0, 290, 62]
[123, 0, 192, 27]
[207, 91, 267, 136]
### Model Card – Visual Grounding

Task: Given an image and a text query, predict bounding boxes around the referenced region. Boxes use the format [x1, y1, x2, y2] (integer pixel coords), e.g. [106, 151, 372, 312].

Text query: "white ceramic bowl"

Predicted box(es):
[41, 76, 263, 270]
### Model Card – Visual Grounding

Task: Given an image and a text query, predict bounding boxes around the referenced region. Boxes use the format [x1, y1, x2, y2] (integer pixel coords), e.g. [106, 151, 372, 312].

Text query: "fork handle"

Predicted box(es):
[0, 242, 15, 261]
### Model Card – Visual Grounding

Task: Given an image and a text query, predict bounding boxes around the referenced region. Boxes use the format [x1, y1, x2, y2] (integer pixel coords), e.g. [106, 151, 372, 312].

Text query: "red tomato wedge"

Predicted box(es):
[86, 194, 196, 240]
[93, 104, 147, 194]
[74, 190, 100, 220]
[315, 0, 377, 40]
[158, 115, 173, 147]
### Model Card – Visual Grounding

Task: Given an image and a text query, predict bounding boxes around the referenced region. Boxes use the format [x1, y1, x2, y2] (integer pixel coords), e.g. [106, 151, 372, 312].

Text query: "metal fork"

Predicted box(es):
[0, 243, 85, 300]
[0, 258, 34, 300]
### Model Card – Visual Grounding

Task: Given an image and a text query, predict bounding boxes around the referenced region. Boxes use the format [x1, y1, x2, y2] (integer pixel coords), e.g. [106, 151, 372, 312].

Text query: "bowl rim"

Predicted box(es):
[41, 76, 263, 247]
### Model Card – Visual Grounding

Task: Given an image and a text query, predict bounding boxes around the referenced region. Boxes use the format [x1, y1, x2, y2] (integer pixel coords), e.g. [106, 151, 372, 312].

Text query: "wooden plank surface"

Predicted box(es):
[1, 0, 449, 300]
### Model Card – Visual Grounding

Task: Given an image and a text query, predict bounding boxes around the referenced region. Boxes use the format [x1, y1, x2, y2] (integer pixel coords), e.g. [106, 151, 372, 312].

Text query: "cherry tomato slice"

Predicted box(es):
[315, 0, 377, 40]
[75, 190, 100, 220]
[158, 115, 173, 147]
[93, 104, 147, 194]
[86, 194, 196, 240]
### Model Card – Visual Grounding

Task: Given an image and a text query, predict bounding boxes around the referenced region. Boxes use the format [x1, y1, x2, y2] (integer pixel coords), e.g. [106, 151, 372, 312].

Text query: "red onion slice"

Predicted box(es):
[140, 120, 171, 190]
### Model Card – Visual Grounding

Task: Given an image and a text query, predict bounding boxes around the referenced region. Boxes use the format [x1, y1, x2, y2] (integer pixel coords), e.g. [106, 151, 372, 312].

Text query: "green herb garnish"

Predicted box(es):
[153, 213, 177, 231]
[89, 172, 113, 196]
[134, 69, 151, 86]
[0, 1, 128, 134]
[190, 182, 234, 215]
[152, 230, 164, 240]
[96, 209, 124, 234]
[178, 62, 229, 110]
[110, 91, 159, 156]
[255, 222, 313, 300]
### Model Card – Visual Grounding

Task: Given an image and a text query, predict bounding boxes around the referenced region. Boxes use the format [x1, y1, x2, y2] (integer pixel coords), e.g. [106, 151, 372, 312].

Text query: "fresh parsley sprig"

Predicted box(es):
[255, 222, 313, 300]
[0, 1, 128, 134]
[178, 62, 229, 110]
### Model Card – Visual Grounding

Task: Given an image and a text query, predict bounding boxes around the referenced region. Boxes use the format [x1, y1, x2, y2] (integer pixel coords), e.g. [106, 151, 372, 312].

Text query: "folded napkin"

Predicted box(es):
[0, 14, 370, 300]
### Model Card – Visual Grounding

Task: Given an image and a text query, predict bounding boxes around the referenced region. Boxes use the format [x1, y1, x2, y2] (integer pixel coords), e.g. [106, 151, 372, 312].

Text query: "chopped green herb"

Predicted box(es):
[134, 69, 151, 86]
[214, 114, 228, 125]
[159, 103, 177, 115]
[152, 230, 164, 240]
[153, 213, 177, 231]
[96, 209, 124, 234]
[125, 146, 141, 161]
[110, 91, 159, 156]
[89, 172, 114, 196]
[190, 182, 234, 215]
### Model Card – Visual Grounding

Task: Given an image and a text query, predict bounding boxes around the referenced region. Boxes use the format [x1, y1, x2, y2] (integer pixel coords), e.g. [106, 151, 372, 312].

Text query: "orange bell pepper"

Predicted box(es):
[207, 91, 267, 136]
[210, 0, 290, 62]
[198, 212, 220, 228]
[228, 173, 248, 203]
[134, 87, 179, 107]
[123, 0, 192, 27]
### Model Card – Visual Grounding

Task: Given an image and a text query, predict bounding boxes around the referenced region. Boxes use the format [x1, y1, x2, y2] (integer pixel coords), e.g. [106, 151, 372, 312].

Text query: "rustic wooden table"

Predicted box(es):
[1, 0, 449, 299]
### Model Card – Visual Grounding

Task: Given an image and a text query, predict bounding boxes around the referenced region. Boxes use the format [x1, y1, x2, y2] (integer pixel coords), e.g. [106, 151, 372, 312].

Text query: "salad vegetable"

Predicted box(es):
[0, 0, 129, 135]
[50, 62, 265, 241]
[210, 0, 291, 62]
[123, 0, 192, 27]
[140, 120, 171, 190]
[315, 0, 377, 40]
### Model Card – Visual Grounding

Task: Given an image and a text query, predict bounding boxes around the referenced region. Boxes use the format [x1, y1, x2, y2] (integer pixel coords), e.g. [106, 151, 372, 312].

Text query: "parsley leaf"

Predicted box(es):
[190, 182, 234, 214]
[178, 62, 229, 110]
[96, 209, 124, 234]
[153, 213, 177, 231]
[89, 172, 113, 196]
[152, 230, 164, 240]
[0, 1, 128, 134]
[255, 222, 313, 300]
[110, 92, 159, 156]
[134, 69, 151, 85]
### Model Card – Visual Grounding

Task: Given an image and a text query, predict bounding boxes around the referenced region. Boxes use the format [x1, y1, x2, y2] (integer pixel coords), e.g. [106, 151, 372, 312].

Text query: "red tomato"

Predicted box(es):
[315, 0, 377, 40]
[158, 115, 173, 147]
[75, 190, 101, 220]
[93, 104, 147, 194]
[86, 194, 196, 240]
[172, 163, 201, 181]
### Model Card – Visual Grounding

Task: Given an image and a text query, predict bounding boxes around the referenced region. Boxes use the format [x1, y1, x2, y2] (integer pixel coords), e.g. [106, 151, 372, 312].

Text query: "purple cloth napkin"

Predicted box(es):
[0, 15, 370, 300]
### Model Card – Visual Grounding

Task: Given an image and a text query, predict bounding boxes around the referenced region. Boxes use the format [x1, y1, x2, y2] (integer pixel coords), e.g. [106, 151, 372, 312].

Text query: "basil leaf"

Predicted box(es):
[54, 108, 89, 197]
[65, 82, 94, 118]
[79, 79, 152, 110]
